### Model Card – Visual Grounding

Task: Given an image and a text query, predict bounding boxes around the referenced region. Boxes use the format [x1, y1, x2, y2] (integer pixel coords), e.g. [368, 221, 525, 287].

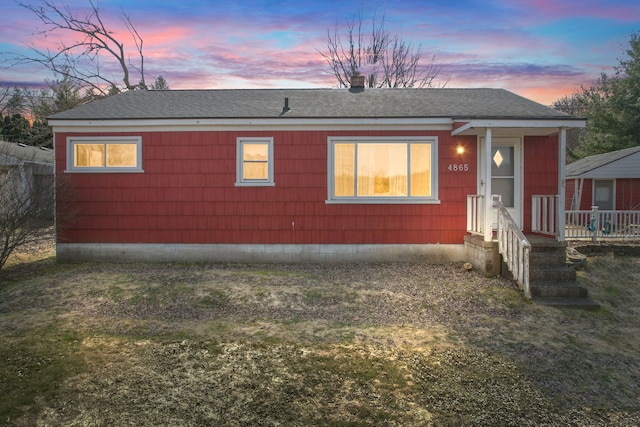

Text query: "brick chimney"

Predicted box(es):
[350, 73, 365, 90]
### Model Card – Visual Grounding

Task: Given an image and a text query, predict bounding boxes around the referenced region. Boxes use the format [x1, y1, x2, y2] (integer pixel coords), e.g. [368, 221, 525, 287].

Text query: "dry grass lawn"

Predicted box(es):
[1, 233, 639, 426]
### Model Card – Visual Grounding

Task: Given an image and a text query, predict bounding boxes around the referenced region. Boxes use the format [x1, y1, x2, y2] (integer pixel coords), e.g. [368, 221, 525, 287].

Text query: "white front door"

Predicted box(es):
[479, 137, 523, 228]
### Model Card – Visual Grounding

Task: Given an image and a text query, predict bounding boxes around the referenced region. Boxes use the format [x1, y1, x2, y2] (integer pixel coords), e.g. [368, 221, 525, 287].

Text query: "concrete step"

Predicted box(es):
[529, 266, 577, 283]
[530, 282, 589, 298]
[501, 237, 600, 309]
[529, 250, 567, 267]
[533, 297, 601, 310]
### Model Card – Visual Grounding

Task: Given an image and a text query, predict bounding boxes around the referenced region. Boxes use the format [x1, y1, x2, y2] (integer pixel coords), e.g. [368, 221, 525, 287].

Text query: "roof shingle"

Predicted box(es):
[48, 88, 579, 121]
[566, 146, 640, 178]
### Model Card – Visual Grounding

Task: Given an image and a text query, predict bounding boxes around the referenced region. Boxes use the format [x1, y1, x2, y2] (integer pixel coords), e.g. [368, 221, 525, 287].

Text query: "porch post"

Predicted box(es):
[558, 128, 566, 242]
[484, 128, 493, 242]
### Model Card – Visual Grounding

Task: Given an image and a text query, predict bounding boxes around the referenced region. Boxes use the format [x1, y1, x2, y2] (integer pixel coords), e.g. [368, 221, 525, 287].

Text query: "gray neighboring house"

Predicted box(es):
[0, 140, 55, 219]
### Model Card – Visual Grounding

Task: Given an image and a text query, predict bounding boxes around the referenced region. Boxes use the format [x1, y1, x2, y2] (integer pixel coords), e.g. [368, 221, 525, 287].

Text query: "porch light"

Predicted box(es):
[456, 145, 465, 154]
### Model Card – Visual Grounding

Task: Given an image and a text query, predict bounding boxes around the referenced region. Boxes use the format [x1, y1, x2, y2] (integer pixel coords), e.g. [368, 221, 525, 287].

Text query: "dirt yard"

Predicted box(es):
[1, 232, 639, 426]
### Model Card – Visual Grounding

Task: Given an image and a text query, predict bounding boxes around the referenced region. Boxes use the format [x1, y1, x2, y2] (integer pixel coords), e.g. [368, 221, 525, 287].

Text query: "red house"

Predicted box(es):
[566, 146, 640, 211]
[49, 82, 585, 279]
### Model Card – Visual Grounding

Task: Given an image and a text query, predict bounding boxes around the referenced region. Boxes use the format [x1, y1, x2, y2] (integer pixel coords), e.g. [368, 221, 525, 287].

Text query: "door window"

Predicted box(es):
[491, 146, 515, 207]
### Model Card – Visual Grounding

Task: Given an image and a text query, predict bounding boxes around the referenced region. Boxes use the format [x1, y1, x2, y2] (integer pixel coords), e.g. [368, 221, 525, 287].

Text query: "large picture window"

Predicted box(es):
[236, 137, 275, 186]
[328, 137, 438, 203]
[66, 136, 142, 172]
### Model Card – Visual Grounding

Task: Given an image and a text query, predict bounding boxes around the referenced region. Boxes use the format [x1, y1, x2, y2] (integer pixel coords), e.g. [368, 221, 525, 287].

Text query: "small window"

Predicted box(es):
[66, 137, 142, 172]
[328, 136, 438, 203]
[593, 179, 615, 210]
[236, 137, 274, 186]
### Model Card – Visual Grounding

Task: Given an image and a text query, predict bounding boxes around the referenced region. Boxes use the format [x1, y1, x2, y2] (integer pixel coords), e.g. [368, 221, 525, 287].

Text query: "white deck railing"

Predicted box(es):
[531, 195, 640, 241]
[495, 198, 531, 299]
[466, 194, 484, 235]
[565, 207, 640, 241]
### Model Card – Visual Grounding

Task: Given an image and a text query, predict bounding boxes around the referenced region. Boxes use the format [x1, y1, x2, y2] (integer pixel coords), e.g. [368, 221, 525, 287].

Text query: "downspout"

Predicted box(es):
[558, 128, 566, 242]
[484, 128, 493, 242]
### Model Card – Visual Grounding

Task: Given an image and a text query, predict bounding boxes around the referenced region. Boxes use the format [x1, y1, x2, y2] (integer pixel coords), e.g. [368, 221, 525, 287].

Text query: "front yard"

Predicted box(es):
[1, 236, 639, 426]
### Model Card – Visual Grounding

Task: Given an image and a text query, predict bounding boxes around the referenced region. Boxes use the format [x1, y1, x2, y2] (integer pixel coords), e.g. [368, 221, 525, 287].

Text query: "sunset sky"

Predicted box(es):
[1, 0, 639, 105]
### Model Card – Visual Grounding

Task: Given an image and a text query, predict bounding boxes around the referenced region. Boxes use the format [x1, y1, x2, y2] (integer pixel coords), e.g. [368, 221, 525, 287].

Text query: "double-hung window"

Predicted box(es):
[66, 136, 143, 172]
[236, 137, 274, 186]
[328, 136, 438, 203]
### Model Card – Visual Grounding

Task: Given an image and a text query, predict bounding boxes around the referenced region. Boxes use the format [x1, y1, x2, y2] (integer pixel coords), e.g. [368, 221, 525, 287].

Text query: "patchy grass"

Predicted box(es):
[1, 240, 640, 425]
[0, 329, 85, 423]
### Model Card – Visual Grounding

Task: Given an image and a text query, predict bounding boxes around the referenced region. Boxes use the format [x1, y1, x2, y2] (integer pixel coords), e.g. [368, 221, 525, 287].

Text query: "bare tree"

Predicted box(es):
[10, 0, 148, 96]
[0, 145, 50, 269]
[0, 141, 77, 269]
[320, 11, 442, 88]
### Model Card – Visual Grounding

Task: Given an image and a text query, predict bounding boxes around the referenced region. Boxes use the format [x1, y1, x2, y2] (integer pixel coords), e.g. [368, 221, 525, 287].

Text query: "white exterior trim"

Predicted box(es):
[235, 137, 275, 187]
[49, 117, 454, 133]
[592, 179, 616, 210]
[65, 135, 143, 173]
[478, 135, 524, 234]
[452, 119, 586, 136]
[326, 135, 439, 204]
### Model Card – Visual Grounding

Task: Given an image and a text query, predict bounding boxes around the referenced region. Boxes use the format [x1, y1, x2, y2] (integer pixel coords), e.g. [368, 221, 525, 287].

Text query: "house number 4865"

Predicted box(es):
[448, 163, 469, 172]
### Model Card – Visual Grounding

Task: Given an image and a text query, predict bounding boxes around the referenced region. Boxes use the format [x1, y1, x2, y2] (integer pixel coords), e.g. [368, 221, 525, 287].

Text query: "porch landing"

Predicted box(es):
[464, 234, 600, 309]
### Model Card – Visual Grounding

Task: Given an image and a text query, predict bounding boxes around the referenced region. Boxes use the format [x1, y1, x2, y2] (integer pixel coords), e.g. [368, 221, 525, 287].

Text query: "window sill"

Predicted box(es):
[235, 182, 276, 187]
[65, 169, 145, 173]
[325, 198, 441, 205]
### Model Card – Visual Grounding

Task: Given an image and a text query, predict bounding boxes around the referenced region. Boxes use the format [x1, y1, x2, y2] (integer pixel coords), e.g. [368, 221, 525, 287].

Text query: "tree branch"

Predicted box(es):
[10, 0, 147, 94]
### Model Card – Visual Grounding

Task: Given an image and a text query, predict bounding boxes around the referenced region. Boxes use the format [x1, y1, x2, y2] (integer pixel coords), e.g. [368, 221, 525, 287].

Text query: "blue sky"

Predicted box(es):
[1, 0, 639, 105]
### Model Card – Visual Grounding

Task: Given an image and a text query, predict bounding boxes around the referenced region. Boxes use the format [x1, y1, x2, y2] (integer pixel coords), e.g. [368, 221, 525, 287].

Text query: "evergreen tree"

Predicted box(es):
[557, 32, 640, 158]
[1, 114, 31, 144]
[151, 76, 170, 90]
[27, 75, 86, 147]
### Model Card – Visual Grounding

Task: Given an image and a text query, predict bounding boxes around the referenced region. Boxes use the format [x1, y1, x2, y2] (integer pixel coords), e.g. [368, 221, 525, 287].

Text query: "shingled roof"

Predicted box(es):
[48, 88, 579, 121]
[566, 146, 640, 179]
[0, 140, 54, 164]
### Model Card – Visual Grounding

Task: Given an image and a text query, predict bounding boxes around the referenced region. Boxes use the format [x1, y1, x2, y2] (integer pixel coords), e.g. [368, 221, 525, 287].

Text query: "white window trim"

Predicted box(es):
[65, 136, 143, 173]
[235, 137, 275, 187]
[593, 178, 616, 210]
[326, 136, 439, 204]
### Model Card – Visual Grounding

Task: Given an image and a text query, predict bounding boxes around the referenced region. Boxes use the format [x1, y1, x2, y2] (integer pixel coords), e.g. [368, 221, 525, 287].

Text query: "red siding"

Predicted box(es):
[56, 130, 478, 245]
[567, 178, 640, 210]
[617, 179, 640, 210]
[522, 135, 559, 233]
[580, 180, 594, 210]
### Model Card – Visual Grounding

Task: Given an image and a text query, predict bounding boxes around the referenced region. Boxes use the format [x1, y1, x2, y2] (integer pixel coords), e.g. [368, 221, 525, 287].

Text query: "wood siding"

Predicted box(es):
[522, 135, 559, 233]
[56, 130, 478, 245]
[567, 178, 640, 210]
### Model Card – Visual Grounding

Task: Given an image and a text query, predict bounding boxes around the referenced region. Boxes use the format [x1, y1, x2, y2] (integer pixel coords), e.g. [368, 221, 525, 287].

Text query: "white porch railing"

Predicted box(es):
[495, 198, 531, 299]
[565, 207, 640, 241]
[466, 194, 485, 235]
[466, 195, 531, 298]
[531, 195, 559, 238]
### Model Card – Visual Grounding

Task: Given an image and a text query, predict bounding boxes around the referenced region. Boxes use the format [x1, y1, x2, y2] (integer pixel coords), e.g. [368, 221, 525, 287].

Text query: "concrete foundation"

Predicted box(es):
[56, 243, 467, 264]
[463, 234, 501, 276]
